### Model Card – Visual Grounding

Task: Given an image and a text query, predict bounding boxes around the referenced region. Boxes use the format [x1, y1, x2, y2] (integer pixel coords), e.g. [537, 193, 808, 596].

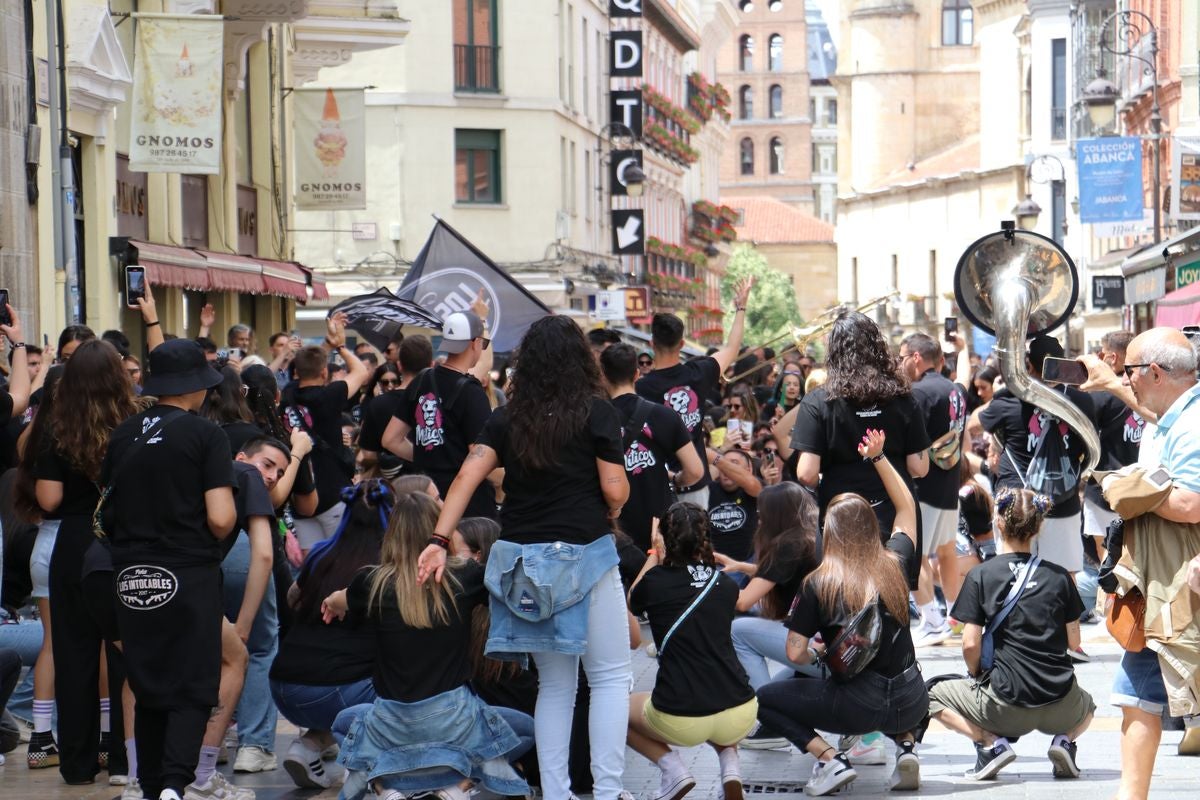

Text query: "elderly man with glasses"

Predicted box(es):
[1079, 327, 1200, 798]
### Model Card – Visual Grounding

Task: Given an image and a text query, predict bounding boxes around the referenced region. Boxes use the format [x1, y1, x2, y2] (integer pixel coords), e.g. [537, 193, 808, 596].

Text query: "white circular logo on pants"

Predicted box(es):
[116, 565, 179, 611]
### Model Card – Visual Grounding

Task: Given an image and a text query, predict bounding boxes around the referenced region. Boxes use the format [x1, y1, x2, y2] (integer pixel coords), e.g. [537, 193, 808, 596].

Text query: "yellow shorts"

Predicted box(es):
[642, 696, 759, 748]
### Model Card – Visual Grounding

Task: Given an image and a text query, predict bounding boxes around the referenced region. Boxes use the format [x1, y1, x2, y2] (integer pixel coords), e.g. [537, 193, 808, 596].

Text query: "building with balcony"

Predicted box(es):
[291, 0, 741, 342]
[0, 0, 406, 351]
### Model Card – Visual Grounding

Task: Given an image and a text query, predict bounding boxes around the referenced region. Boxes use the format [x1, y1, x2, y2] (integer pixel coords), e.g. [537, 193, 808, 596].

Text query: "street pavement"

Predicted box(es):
[6, 623, 1200, 799]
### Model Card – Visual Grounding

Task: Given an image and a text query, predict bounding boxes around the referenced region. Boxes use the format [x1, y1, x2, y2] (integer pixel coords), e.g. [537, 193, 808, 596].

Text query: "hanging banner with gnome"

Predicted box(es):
[294, 88, 367, 210]
[129, 14, 224, 174]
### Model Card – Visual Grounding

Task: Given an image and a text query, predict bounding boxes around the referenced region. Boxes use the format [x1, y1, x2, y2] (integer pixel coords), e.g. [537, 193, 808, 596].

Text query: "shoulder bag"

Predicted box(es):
[92, 408, 188, 538]
[658, 569, 721, 656]
[1105, 590, 1147, 652]
[979, 555, 1041, 672]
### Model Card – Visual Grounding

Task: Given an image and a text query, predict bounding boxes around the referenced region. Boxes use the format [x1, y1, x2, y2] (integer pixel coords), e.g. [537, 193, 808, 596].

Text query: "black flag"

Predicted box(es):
[399, 219, 550, 353]
[329, 288, 443, 353]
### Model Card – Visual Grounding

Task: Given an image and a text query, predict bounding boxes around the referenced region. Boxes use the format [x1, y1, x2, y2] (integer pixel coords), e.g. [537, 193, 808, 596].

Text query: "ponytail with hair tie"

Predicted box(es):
[308, 479, 393, 567]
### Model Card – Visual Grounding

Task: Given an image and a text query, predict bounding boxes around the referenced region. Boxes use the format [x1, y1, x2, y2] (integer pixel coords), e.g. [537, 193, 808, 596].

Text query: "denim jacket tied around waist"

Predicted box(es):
[336, 685, 528, 800]
[484, 535, 619, 658]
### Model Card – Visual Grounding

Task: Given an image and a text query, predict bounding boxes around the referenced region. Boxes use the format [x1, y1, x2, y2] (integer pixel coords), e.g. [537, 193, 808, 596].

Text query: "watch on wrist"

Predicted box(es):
[11, 342, 26, 349]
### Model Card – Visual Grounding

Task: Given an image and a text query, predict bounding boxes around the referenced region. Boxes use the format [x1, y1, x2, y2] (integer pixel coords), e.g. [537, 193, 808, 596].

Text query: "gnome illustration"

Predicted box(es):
[314, 89, 349, 176]
[176, 44, 193, 78]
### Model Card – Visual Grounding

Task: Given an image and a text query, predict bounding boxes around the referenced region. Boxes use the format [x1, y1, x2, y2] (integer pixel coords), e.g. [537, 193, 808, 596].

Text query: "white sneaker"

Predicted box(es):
[433, 786, 474, 800]
[121, 779, 144, 800]
[846, 734, 887, 765]
[232, 745, 277, 773]
[655, 768, 696, 800]
[111, 773, 131, 785]
[283, 737, 337, 788]
[804, 755, 857, 797]
[184, 771, 256, 800]
[891, 742, 920, 791]
[911, 622, 952, 648]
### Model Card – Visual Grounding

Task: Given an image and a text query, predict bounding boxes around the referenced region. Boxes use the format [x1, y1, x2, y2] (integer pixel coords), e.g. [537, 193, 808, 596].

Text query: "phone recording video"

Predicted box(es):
[0, 289, 10, 326]
[125, 266, 146, 307]
[943, 317, 958, 342]
[1041, 356, 1088, 386]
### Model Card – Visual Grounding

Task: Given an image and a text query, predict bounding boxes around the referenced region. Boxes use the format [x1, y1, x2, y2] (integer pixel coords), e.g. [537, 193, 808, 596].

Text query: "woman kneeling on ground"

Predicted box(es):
[322, 491, 531, 800]
[928, 487, 1093, 781]
[627, 503, 758, 800]
[755, 429, 927, 797]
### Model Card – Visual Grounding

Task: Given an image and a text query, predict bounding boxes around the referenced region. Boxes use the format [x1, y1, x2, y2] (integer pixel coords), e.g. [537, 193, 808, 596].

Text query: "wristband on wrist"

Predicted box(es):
[429, 534, 450, 550]
[11, 342, 25, 349]
[146, 320, 160, 328]
[864, 452, 885, 463]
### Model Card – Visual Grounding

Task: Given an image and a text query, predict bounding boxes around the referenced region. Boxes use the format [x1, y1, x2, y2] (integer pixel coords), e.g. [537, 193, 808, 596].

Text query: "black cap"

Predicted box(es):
[1028, 334, 1064, 373]
[142, 339, 224, 397]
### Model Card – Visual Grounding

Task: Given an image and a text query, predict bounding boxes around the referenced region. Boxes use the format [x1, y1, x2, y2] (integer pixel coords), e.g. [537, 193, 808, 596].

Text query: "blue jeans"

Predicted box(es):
[0, 614, 45, 723]
[332, 702, 533, 765]
[270, 678, 376, 732]
[731, 616, 793, 691]
[221, 533, 279, 751]
[1112, 647, 1168, 715]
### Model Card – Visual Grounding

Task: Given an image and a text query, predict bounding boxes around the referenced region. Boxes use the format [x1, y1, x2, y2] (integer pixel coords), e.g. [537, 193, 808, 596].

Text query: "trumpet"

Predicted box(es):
[726, 291, 899, 384]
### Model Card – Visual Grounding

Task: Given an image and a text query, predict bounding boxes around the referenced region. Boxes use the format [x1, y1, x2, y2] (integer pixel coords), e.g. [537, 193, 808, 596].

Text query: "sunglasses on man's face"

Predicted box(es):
[638, 359, 653, 367]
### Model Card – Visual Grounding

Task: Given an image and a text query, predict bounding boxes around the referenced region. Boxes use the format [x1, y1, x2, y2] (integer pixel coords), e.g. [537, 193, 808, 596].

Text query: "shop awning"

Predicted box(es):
[261, 260, 310, 303]
[1123, 226, 1200, 277]
[128, 240, 209, 291]
[1154, 280, 1200, 328]
[194, 250, 266, 294]
[306, 268, 330, 301]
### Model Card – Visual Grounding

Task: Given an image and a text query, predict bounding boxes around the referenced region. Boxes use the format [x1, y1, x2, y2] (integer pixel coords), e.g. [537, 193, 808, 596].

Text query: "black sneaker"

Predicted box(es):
[741, 723, 790, 750]
[98, 731, 111, 770]
[966, 739, 1016, 780]
[1047, 735, 1080, 778]
[26, 730, 60, 769]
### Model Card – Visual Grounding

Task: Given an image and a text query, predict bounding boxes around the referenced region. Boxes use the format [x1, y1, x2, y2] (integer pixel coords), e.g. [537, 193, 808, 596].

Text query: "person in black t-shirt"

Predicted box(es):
[284, 313, 369, 556]
[103, 339, 236, 800]
[636, 278, 755, 508]
[628, 504, 757, 800]
[383, 306, 497, 519]
[601, 344, 703, 551]
[321, 491, 531, 799]
[358, 336, 433, 480]
[929, 488, 1094, 782]
[756, 430, 927, 797]
[271, 480, 388, 790]
[706, 448, 761, 562]
[789, 311, 930, 589]
[977, 335, 1094, 574]
[900, 331, 971, 646]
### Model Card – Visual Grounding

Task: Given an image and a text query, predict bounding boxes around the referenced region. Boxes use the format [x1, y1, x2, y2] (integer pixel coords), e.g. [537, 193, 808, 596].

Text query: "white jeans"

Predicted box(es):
[531, 566, 631, 800]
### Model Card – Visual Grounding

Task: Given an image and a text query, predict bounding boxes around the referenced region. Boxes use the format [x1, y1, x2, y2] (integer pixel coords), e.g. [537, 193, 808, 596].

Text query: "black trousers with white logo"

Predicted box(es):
[115, 559, 222, 797]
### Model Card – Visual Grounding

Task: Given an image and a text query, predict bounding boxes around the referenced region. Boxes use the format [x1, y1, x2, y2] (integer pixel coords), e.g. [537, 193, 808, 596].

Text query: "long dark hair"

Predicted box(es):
[241, 364, 288, 439]
[660, 502, 715, 567]
[294, 481, 389, 623]
[753, 483, 819, 619]
[823, 311, 909, 406]
[14, 366, 65, 522]
[805, 492, 909, 622]
[506, 316, 603, 469]
[57, 324, 95, 356]
[365, 362, 402, 397]
[202, 366, 253, 425]
[49, 340, 141, 481]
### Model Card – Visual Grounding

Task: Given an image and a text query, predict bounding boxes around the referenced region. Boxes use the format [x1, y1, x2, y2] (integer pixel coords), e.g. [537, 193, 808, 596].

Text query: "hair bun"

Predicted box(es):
[995, 488, 1017, 514]
[1031, 493, 1053, 514]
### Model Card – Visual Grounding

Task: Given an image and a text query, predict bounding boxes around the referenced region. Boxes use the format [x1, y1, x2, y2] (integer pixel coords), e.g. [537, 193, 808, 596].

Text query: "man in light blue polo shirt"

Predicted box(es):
[1093, 327, 1200, 799]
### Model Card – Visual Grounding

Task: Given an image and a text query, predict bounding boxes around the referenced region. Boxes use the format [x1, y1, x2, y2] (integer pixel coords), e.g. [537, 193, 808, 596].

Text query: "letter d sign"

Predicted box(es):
[610, 32, 643, 78]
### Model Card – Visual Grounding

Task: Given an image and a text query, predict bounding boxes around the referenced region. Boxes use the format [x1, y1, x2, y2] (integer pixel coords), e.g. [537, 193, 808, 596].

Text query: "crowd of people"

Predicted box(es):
[0, 277, 1198, 800]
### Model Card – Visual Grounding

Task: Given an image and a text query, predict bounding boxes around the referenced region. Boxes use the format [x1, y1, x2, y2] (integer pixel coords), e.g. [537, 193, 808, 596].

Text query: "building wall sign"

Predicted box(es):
[294, 88, 366, 210]
[611, 209, 645, 255]
[1124, 266, 1166, 305]
[609, 149, 643, 197]
[1092, 275, 1126, 309]
[609, 0, 642, 18]
[610, 31, 643, 78]
[1171, 136, 1200, 221]
[1076, 137, 1144, 224]
[610, 90, 644, 138]
[129, 14, 224, 174]
[236, 185, 258, 255]
[1175, 260, 1200, 290]
[625, 286, 651, 323]
[115, 154, 148, 240]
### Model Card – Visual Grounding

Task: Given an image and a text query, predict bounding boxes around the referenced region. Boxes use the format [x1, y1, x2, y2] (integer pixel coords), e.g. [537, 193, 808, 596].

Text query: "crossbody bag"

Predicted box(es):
[979, 555, 1041, 672]
[92, 409, 188, 539]
[658, 569, 721, 656]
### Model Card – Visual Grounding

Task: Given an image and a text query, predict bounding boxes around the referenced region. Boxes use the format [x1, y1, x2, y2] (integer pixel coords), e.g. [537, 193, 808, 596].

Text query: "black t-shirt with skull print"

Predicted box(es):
[629, 563, 754, 716]
[612, 393, 692, 551]
[636, 356, 722, 488]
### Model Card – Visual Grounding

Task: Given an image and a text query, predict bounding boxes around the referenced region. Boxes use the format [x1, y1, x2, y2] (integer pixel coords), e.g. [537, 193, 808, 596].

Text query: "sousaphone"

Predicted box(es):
[954, 225, 1100, 477]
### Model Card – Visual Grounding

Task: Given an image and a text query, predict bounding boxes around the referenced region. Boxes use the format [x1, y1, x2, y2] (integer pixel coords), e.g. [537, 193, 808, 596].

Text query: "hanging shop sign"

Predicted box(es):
[294, 88, 367, 210]
[1092, 276, 1126, 309]
[609, 0, 643, 17]
[609, 149, 643, 197]
[129, 14, 224, 174]
[1076, 137, 1144, 224]
[1171, 136, 1200, 221]
[612, 209, 645, 255]
[610, 31, 643, 78]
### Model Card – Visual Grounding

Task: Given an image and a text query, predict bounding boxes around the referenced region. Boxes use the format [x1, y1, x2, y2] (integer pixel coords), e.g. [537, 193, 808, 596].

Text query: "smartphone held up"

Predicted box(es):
[0, 289, 10, 327]
[1041, 356, 1088, 386]
[125, 266, 147, 307]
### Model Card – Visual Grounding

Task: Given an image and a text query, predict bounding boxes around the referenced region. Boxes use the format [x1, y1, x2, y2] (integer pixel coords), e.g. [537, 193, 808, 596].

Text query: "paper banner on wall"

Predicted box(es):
[1076, 136, 1144, 224]
[129, 14, 224, 174]
[1171, 136, 1200, 221]
[294, 88, 366, 210]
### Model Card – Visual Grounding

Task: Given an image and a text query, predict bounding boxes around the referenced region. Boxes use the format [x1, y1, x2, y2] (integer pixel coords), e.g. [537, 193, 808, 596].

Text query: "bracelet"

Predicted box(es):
[145, 321, 160, 328]
[647, 549, 659, 558]
[735, 306, 746, 312]
[429, 534, 450, 550]
[864, 452, 885, 463]
[290, 454, 302, 463]
[11, 342, 25, 349]
[808, 646, 820, 665]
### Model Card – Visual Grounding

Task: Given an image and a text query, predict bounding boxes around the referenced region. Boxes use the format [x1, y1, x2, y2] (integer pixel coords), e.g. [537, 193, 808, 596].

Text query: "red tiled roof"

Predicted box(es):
[872, 134, 982, 190]
[727, 196, 835, 244]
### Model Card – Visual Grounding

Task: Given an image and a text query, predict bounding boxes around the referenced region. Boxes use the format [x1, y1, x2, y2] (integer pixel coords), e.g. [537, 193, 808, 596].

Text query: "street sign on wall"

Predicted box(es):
[611, 209, 645, 255]
[1092, 276, 1126, 309]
